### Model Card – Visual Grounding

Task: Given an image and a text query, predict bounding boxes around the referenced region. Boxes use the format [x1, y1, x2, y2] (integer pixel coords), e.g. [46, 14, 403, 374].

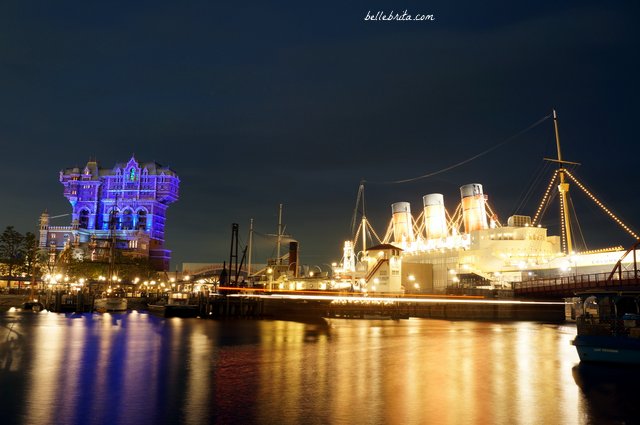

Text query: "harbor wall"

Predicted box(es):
[417, 302, 565, 321]
[325, 300, 565, 322]
[1, 293, 566, 322]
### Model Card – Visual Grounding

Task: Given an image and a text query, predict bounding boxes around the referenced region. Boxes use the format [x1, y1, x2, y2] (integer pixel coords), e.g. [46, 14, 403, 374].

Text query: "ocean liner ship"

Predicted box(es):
[331, 111, 638, 294]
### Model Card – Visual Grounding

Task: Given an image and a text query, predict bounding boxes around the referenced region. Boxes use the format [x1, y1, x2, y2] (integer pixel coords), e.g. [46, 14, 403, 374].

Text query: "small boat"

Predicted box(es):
[571, 290, 640, 364]
[94, 296, 128, 312]
[147, 292, 199, 318]
[20, 301, 45, 312]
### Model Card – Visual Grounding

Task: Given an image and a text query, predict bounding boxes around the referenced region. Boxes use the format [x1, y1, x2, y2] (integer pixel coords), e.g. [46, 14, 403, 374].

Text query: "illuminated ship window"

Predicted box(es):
[584, 296, 600, 317]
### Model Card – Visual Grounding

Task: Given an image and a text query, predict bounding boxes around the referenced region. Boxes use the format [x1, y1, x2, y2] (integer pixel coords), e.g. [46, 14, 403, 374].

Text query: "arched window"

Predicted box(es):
[109, 208, 121, 230]
[79, 209, 90, 229]
[122, 209, 134, 230]
[137, 210, 147, 231]
[584, 296, 600, 318]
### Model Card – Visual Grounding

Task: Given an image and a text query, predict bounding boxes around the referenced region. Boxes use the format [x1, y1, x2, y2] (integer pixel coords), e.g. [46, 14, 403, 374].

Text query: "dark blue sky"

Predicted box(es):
[1, 1, 638, 269]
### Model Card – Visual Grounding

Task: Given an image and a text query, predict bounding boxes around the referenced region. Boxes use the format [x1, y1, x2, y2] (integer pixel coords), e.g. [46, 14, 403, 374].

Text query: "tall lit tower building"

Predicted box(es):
[39, 156, 180, 270]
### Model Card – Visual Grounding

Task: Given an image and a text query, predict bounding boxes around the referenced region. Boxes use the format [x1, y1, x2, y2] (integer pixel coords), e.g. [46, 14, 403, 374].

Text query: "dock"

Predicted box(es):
[2, 290, 565, 322]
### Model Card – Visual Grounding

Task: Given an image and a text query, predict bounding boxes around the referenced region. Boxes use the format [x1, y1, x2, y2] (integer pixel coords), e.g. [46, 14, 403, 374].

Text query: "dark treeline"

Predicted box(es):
[0, 225, 159, 289]
[0, 226, 39, 288]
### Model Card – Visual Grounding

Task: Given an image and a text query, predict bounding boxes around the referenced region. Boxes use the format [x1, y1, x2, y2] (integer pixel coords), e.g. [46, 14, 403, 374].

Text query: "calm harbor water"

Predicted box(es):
[0, 311, 637, 425]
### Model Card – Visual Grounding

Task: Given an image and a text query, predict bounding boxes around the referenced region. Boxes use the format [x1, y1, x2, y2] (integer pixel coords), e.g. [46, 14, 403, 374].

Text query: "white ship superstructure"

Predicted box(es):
[334, 181, 634, 294]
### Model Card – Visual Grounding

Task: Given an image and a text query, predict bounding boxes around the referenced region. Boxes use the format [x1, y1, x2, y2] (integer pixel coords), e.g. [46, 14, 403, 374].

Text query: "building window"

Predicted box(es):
[137, 210, 147, 230]
[109, 209, 121, 230]
[79, 210, 90, 229]
[122, 209, 134, 230]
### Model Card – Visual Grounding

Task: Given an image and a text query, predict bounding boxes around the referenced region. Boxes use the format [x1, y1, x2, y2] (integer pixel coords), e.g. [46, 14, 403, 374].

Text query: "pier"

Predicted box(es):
[4, 290, 565, 322]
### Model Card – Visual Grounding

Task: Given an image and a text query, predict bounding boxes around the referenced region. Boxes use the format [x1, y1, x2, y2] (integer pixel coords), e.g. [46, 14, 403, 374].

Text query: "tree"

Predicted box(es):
[65, 256, 159, 285]
[0, 226, 26, 288]
[21, 232, 42, 281]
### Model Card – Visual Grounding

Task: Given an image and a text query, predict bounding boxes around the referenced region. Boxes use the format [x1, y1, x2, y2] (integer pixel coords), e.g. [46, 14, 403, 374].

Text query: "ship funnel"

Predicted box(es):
[391, 202, 414, 243]
[460, 184, 488, 233]
[423, 193, 447, 240]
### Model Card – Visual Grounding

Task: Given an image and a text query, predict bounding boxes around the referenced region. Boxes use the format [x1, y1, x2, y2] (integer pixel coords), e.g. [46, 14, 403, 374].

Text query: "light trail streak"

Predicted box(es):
[224, 292, 565, 306]
[218, 286, 483, 300]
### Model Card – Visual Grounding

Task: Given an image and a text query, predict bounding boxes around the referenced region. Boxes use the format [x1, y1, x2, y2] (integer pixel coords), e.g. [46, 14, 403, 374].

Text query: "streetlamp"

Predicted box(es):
[183, 275, 191, 292]
[267, 267, 273, 291]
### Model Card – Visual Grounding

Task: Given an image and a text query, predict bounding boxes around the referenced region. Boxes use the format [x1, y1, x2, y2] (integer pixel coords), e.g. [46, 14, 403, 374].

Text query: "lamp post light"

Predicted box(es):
[267, 267, 273, 291]
[183, 275, 191, 292]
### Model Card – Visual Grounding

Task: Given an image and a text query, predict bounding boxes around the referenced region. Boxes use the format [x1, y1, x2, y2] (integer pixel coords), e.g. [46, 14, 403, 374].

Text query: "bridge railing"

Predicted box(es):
[607, 240, 640, 283]
[513, 269, 640, 295]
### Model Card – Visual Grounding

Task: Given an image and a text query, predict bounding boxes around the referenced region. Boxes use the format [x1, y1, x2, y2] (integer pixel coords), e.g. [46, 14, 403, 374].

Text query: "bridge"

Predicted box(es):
[514, 241, 640, 299]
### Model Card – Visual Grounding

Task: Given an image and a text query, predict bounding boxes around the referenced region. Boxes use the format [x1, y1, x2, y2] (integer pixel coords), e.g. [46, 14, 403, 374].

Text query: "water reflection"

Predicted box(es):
[0, 312, 631, 424]
[572, 362, 640, 424]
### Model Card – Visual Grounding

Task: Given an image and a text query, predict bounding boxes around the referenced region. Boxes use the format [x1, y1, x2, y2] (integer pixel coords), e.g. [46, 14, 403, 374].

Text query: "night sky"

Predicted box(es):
[1, 1, 638, 270]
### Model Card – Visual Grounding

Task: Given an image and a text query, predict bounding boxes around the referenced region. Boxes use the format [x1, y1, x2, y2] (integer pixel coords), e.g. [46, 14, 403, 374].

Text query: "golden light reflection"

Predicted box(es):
[0, 311, 591, 424]
[183, 324, 213, 424]
[27, 312, 65, 424]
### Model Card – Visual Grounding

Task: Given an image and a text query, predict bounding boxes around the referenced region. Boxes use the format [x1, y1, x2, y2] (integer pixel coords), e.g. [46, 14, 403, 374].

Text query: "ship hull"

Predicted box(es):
[94, 297, 128, 312]
[573, 335, 640, 364]
[147, 304, 199, 318]
[261, 297, 331, 320]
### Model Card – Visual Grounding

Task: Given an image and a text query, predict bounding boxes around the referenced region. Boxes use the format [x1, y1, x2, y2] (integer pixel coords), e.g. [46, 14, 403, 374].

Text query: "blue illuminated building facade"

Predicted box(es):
[39, 156, 180, 270]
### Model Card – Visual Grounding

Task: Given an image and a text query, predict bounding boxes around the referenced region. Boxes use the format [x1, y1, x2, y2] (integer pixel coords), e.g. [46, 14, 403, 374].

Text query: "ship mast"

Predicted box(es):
[276, 203, 283, 265]
[535, 110, 636, 251]
[553, 109, 573, 254]
[108, 206, 117, 289]
[361, 184, 367, 253]
[247, 218, 253, 277]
